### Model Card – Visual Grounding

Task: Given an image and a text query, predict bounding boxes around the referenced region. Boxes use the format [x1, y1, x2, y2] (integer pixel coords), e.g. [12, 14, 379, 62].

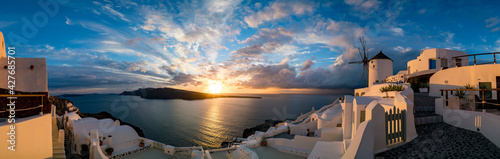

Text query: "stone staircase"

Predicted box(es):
[414, 106, 443, 125]
[414, 93, 443, 125]
[52, 117, 66, 159]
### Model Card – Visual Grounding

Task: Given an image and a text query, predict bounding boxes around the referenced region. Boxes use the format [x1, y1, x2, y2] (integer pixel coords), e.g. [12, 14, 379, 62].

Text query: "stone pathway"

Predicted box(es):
[375, 123, 500, 159]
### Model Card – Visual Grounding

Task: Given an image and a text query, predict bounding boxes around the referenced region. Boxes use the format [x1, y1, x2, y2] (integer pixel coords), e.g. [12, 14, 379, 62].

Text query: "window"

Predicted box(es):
[360, 111, 366, 123]
[456, 59, 462, 67]
[479, 82, 492, 99]
[429, 59, 436, 69]
[441, 58, 448, 68]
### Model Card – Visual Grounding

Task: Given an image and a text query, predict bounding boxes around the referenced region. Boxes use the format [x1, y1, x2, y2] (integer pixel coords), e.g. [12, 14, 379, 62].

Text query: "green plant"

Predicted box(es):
[464, 84, 474, 89]
[140, 139, 145, 143]
[419, 83, 429, 88]
[454, 90, 466, 98]
[261, 137, 267, 142]
[379, 85, 405, 92]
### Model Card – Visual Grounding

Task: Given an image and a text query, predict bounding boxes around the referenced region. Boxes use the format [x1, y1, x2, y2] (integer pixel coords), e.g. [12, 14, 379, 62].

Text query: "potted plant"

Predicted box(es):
[454, 87, 468, 110]
[419, 83, 429, 93]
[105, 147, 114, 156]
[260, 137, 267, 146]
[139, 139, 145, 147]
[379, 84, 405, 98]
[99, 137, 106, 146]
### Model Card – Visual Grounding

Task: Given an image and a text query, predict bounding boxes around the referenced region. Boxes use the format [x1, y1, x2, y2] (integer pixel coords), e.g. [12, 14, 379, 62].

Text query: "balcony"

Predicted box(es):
[440, 88, 500, 115]
[0, 92, 50, 118]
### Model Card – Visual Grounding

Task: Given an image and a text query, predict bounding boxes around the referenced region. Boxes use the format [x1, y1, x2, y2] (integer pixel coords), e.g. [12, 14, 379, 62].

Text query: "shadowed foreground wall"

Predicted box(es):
[0, 114, 52, 158]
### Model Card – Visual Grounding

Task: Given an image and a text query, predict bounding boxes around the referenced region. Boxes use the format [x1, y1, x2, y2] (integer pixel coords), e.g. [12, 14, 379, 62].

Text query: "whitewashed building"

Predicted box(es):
[407, 48, 468, 77]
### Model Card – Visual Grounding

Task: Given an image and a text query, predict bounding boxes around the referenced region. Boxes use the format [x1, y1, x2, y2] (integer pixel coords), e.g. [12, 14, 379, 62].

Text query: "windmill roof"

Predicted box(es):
[369, 51, 392, 61]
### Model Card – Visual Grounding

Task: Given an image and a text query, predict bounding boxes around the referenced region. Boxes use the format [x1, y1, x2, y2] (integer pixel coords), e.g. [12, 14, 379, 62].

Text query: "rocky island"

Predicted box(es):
[120, 87, 261, 100]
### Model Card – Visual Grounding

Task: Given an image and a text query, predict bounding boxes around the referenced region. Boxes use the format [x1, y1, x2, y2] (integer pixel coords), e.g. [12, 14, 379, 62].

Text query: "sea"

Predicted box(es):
[63, 94, 341, 149]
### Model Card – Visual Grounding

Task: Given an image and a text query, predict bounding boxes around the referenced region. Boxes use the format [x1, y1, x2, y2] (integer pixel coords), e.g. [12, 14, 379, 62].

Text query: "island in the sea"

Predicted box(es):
[119, 87, 262, 100]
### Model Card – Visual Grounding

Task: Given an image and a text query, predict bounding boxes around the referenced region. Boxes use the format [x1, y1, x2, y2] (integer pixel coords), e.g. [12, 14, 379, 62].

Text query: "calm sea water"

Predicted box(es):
[63, 94, 340, 148]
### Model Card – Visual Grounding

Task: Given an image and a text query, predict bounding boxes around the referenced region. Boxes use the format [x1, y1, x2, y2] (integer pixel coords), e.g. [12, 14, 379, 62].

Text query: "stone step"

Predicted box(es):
[53, 147, 64, 151]
[52, 154, 66, 159]
[414, 115, 443, 125]
[53, 144, 64, 149]
[415, 106, 435, 112]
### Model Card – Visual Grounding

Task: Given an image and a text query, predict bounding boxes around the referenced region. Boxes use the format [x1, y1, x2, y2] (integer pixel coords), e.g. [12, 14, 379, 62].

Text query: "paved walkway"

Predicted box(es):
[376, 93, 500, 158]
[375, 123, 500, 158]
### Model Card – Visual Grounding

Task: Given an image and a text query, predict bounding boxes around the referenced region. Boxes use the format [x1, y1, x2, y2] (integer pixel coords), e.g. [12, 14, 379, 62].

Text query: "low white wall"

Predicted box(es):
[233, 143, 259, 159]
[0, 114, 53, 159]
[435, 97, 500, 147]
[342, 120, 374, 159]
[318, 114, 341, 130]
[343, 96, 354, 139]
[268, 134, 334, 153]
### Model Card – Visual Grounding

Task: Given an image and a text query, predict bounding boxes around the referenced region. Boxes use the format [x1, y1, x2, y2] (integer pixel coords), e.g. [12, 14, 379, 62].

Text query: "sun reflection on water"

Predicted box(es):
[195, 99, 232, 148]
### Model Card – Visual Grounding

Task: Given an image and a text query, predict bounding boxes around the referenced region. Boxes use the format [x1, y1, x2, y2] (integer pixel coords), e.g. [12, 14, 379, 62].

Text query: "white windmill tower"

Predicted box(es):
[368, 51, 393, 87]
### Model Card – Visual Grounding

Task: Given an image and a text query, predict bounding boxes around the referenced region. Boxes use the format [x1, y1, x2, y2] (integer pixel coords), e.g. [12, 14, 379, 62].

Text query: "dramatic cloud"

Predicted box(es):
[234, 27, 294, 57]
[2, 0, 497, 93]
[244, 1, 314, 28]
[93, 1, 131, 22]
[394, 46, 412, 53]
[299, 59, 314, 71]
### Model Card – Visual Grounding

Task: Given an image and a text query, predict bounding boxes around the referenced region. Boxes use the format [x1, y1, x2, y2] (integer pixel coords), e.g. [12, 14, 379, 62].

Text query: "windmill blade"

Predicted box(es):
[349, 61, 363, 64]
[358, 48, 363, 59]
[361, 69, 367, 84]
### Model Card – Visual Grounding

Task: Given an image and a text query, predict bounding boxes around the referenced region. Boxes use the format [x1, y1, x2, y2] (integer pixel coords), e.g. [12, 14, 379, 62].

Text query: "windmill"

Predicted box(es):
[348, 37, 369, 86]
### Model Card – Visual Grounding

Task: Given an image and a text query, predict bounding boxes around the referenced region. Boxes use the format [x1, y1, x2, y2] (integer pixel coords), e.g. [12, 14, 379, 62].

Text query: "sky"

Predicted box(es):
[0, 0, 499, 95]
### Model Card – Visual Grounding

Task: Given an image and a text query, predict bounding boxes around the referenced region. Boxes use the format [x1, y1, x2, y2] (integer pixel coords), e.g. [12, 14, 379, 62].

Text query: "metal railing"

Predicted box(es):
[440, 89, 500, 110]
[0, 94, 47, 115]
[451, 52, 500, 66]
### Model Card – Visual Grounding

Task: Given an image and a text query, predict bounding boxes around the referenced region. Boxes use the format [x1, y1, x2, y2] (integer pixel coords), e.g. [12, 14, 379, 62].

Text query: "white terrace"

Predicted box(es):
[62, 112, 206, 159]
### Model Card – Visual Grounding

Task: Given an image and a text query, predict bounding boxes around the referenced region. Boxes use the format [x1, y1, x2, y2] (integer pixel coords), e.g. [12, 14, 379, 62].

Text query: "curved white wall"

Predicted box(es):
[429, 64, 500, 97]
[369, 59, 393, 87]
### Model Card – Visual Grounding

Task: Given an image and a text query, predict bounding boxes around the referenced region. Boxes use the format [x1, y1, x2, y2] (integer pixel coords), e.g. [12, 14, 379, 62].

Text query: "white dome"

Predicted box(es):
[72, 119, 116, 144]
[320, 104, 342, 121]
[109, 125, 140, 146]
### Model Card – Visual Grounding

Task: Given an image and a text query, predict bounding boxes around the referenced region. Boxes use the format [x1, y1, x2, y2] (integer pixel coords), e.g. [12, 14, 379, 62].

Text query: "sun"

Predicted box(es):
[208, 81, 223, 94]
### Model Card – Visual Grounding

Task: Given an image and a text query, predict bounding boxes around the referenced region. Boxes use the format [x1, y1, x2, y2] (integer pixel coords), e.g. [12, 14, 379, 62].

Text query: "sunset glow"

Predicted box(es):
[208, 81, 223, 94]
